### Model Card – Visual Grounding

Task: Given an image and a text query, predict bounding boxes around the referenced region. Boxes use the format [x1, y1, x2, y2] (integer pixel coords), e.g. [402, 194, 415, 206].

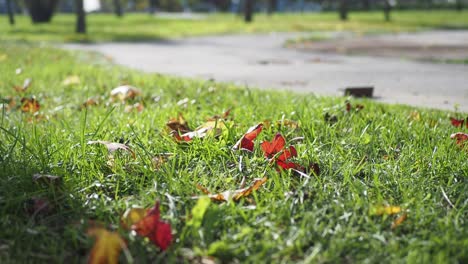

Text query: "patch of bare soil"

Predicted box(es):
[293, 35, 468, 62]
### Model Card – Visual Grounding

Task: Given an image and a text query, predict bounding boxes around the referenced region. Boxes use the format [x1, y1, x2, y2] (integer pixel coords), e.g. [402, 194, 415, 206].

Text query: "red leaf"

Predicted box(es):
[451, 132, 468, 146]
[233, 123, 263, 152]
[278, 146, 297, 161]
[131, 201, 172, 251]
[345, 101, 364, 112]
[276, 160, 301, 170]
[450, 117, 466, 128]
[261, 133, 286, 158]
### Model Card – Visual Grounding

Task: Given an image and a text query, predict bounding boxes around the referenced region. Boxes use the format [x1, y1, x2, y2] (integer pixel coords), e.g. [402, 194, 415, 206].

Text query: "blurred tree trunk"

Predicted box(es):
[339, 0, 348, 21]
[149, 0, 158, 13]
[456, 0, 463, 11]
[24, 0, 59, 23]
[267, 0, 276, 15]
[114, 0, 123, 17]
[383, 0, 391, 21]
[6, 0, 15, 25]
[244, 0, 254, 22]
[362, 0, 370, 10]
[75, 0, 86, 33]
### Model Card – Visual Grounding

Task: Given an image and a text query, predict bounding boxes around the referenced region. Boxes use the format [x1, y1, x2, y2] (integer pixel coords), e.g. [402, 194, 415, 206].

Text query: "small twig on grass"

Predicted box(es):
[440, 187, 456, 209]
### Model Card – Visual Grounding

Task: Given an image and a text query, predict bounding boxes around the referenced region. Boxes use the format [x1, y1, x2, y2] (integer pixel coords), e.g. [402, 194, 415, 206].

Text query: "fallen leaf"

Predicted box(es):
[87, 140, 136, 159]
[62, 75, 80, 86]
[124, 102, 144, 113]
[207, 109, 231, 121]
[197, 177, 267, 202]
[25, 197, 52, 216]
[391, 213, 407, 230]
[345, 101, 364, 112]
[166, 113, 191, 134]
[372, 205, 401, 216]
[20, 97, 40, 113]
[276, 119, 299, 129]
[261, 133, 302, 171]
[232, 123, 263, 152]
[120, 207, 146, 230]
[87, 228, 126, 264]
[14, 78, 32, 93]
[450, 117, 467, 128]
[110, 85, 141, 101]
[130, 201, 172, 251]
[82, 98, 99, 109]
[32, 174, 61, 185]
[324, 113, 338, 124]
[408, 111, 421, 121]
[451, 132, 468, 146]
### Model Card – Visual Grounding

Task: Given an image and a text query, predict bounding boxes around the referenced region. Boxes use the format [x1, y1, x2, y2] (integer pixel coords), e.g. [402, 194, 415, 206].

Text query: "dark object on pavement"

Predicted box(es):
[344, 87, 374, 98]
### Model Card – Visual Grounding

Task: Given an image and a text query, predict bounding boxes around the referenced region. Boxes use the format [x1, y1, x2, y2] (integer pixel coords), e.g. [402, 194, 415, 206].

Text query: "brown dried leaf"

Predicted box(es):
[87, 140, 136, 159]
[197, 177, 267, 202]
[166, 113, 191, 134]
[20, 97, 40, 113]
[110, 85, 141, 101]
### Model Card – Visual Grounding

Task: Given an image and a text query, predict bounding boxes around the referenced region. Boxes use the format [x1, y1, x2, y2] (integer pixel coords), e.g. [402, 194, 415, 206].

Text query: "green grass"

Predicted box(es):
[1, 10, 468, 42]
[1, 43, 468, 263]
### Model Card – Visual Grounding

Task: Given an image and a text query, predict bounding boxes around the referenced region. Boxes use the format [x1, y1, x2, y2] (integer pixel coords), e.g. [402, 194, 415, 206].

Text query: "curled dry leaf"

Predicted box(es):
[207, 108, 231, 121]
[372, 205, 402, 216]
[87, 227, 127, 264]
[391, 213, 407, 230]
[87, 140, 136, 159]
[14, 78, 32, 93]
[232, 123, 263, 152]
[196, 177, 267, 202]
[62, 75, 81, 86]
[450, 117, 467, 128]
[451, 132, 468, 147]
[25, 197, 52, 216]
[128, 201, 173, 251]
[276, 119, 299, 129]
[20, 97, 40, 113]
[82, 98, 99, 109]
[110, 85, 141, 101]
[166, 113, 191, 134]
[345, 101, 364, 112]
[32, 174, 61, 185]
[124, 102, 144, 113]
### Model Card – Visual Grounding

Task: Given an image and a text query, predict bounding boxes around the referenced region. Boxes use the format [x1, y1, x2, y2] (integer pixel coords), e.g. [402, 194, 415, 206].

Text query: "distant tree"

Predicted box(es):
[339, 0, 348, 21]
[267, 0, 276, 14]
[383, 0, 391, 21]
[149, 0, 158, 13]
[362, 0, 370, 10]
[24, 0, 59, 23]
[456, 0, 463, 11]
[6, 0, 15, 25]
[75, 0, 86, 33]
[114, 0, 123, 17]
[244, 0, 254, 22]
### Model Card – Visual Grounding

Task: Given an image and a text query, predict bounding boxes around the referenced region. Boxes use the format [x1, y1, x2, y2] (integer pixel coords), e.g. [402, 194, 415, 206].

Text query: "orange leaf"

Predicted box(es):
[87, 140, 136, 159]
[87, 228, 126, 264]
[20, 97, 40, 113]
[391, 213, 407, 230]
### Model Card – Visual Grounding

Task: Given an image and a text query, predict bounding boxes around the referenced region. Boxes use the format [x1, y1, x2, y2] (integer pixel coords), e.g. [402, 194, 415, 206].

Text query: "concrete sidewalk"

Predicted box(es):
[64, 31, 468, 112]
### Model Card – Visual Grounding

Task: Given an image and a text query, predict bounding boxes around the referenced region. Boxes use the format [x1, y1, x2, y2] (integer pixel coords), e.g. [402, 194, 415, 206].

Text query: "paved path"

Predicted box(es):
[64, 31, 468, 112]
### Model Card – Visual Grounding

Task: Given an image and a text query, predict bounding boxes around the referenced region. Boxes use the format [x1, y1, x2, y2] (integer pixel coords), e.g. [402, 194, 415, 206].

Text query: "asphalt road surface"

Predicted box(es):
[64, 31, 468, 112]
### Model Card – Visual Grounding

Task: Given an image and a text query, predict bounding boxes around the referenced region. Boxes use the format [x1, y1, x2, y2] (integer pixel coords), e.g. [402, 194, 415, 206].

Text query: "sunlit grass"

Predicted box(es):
[1, 43, 467, 262]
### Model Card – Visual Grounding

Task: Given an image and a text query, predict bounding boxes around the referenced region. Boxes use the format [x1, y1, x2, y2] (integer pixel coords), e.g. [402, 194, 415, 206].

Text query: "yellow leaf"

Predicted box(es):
[391, 213, 407, 230]
[87, 228, 126, 264]
[0, 54, 7, 61]
[372, 205, 401, 216]
[120, 207, 146, 230]
[62, 75, 81, 86]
